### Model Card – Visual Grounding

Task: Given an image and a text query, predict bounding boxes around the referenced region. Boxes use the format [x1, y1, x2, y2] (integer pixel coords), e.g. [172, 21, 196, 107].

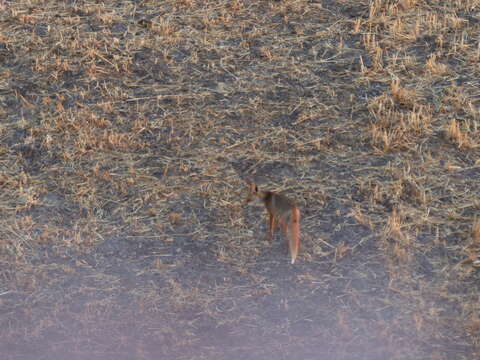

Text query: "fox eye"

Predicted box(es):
[255, 185, 258, 192]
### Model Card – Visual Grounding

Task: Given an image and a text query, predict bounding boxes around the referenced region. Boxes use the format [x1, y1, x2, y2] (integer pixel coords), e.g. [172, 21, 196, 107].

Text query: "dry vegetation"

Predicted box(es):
[1, 0, 479, 359]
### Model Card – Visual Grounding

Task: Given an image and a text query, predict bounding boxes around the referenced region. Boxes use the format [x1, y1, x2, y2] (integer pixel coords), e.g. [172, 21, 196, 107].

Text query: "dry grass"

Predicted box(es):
[1, 0, 480, 359]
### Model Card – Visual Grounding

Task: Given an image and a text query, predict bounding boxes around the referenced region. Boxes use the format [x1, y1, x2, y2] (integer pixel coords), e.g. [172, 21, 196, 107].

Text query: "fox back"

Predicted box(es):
[262, 191, 294, 219]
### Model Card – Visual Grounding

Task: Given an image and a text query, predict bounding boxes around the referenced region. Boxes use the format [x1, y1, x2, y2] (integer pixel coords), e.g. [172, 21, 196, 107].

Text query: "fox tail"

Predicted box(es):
[289, 206, 301, 264]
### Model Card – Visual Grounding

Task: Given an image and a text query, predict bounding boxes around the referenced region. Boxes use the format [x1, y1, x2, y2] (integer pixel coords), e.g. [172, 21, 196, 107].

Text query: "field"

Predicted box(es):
[1, 0, 480, 359]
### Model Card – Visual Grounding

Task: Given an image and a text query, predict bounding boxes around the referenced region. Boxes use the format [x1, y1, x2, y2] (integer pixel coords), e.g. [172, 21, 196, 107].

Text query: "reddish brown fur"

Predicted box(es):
[245, 182, 301, 264]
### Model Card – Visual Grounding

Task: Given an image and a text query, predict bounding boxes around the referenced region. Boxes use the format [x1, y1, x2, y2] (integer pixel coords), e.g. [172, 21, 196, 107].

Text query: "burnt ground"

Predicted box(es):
[1, 1, 480, 359]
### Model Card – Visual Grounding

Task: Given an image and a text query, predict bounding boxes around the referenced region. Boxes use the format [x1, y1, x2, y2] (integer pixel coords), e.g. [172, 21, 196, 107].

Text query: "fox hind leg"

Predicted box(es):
[268, 213, 276, 241]
[279, 217, 289, 254]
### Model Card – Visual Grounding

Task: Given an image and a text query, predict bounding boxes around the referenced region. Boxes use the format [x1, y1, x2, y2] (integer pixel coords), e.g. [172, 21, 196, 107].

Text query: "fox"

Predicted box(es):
[244, 182, 301, 264]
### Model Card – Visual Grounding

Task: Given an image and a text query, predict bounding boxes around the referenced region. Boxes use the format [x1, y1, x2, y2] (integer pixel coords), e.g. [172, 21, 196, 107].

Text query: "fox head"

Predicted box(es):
[244, 182, 261, 204]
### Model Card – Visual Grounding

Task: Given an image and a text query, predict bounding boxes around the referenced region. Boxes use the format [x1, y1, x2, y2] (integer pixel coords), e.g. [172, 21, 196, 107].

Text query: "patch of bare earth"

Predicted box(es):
[0, 0, 479, 359]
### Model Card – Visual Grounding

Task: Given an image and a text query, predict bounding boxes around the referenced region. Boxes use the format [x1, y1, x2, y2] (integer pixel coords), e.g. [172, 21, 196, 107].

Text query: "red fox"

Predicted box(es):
[245, 182, 301, 264]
